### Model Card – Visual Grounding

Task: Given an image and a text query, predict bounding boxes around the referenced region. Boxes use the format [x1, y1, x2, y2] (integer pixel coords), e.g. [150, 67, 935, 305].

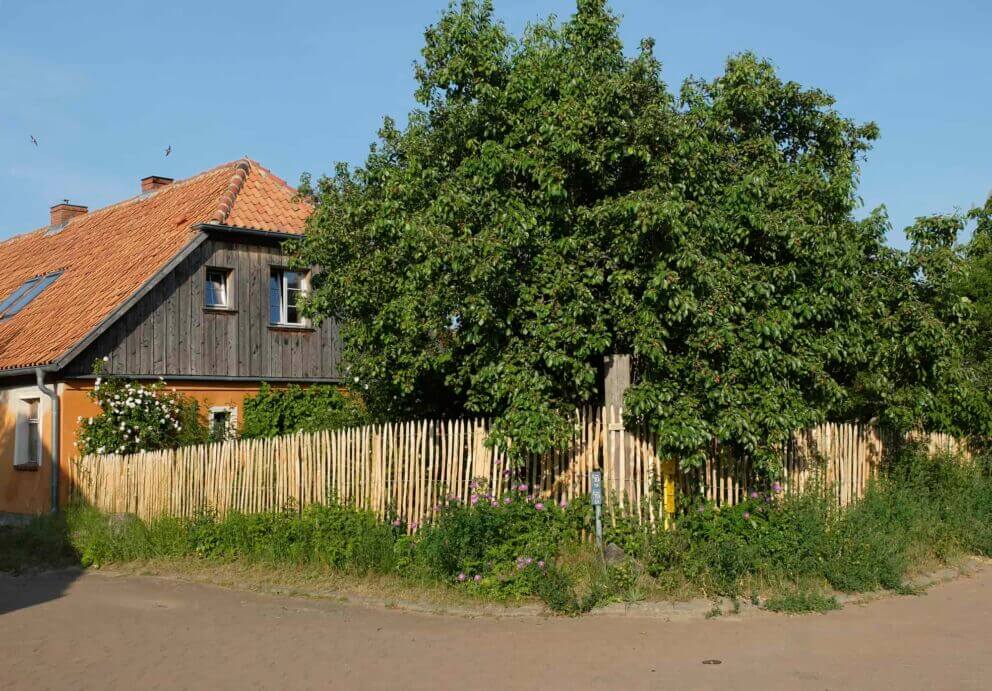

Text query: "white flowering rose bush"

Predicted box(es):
[77, 361, 209, 456]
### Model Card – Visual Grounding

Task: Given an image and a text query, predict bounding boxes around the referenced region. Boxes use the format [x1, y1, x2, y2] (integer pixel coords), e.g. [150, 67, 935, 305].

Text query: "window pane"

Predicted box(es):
[211, 412, 229, 439]
[269, 270, 283, 323]
[286, 287, 303, 324]
[285, 271, 301, 291]
[26, 399, 39, 420]
[204, 278, 219, 306]
[205, 269, 229, 307]
[27, 423, 39, 463]
[2, 272, 62, 319]
[0, 279, 39, 316]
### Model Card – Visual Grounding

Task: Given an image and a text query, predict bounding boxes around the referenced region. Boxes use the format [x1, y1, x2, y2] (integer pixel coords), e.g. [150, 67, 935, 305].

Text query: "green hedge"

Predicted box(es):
[240, 383, 367, 439]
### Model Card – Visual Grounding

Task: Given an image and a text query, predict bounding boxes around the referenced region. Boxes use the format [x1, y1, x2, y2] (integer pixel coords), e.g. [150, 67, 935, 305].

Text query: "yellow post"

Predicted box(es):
[661, 458, 677, 528]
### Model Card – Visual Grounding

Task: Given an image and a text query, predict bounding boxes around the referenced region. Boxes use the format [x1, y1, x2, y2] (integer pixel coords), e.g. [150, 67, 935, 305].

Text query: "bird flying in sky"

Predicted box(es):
[30, 135, 38, 147]
[165, 145, 171, 157]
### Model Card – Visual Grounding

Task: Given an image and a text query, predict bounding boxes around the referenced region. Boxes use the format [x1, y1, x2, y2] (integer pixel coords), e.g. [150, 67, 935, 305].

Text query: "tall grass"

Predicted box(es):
[67, 503, 399, 574]
[645, 444, 992, 597]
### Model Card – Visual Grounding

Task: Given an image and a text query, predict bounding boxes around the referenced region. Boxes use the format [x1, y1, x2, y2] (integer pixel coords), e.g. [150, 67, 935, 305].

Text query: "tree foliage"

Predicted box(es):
[842, 208, 991, 437]
[292, 0, 990, 470]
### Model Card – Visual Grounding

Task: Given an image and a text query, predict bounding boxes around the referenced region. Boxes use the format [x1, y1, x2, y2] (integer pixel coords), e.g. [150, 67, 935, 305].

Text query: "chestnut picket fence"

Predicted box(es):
[71, 407, 970, 528]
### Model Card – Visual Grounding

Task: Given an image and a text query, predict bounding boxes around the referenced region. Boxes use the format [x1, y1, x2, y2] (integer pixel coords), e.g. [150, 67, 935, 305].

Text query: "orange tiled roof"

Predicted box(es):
[0, 159, 310, 372]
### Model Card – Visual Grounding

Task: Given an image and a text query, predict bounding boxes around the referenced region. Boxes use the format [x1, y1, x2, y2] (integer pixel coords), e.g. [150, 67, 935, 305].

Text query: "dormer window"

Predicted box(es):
[204, 268, 232, 309]
[0, 271, 63, 320]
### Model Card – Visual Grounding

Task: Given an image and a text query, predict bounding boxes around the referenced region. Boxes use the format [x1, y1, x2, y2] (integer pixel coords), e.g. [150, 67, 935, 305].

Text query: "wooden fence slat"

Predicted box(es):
[71, 413, 970, 527]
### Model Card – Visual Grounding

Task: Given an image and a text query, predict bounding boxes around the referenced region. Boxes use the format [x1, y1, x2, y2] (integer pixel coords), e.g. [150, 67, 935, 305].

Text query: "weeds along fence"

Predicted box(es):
[682, 424, 969, 508]
[71, 407, 969, 528]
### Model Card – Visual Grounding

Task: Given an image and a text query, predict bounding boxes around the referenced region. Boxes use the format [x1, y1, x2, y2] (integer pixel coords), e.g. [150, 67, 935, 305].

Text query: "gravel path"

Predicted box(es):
[2, 566, 990, 690]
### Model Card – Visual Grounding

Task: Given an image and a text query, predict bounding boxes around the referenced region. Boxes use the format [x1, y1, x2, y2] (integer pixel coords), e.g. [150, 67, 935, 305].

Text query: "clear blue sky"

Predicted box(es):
[1, 0, 989, 248]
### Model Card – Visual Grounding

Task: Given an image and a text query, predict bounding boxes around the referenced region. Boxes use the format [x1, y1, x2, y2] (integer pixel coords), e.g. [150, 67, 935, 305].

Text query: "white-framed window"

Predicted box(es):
[208, 406, 238, 442]
[204, 267, 232, 309]
[14, 397, 42, 468]
[269, 268, 306, 326]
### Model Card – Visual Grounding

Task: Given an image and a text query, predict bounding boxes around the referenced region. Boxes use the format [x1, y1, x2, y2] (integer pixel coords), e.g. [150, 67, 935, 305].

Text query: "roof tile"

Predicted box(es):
[0, 159, 311, 372]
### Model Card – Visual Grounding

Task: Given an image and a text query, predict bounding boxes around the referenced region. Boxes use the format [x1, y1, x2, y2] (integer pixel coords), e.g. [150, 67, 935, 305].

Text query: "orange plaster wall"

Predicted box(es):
[59, 379, 279, 509]
[2, 379, 328, 514]
[0, 385, 54, 515]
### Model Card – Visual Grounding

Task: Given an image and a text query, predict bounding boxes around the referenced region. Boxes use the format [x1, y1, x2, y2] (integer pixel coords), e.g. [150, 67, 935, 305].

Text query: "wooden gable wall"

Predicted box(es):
[62, 237, 342, 380]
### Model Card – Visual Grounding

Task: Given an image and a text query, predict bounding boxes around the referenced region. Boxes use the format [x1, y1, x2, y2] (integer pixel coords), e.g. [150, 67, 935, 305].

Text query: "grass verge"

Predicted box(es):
[1, 443, 989, 616]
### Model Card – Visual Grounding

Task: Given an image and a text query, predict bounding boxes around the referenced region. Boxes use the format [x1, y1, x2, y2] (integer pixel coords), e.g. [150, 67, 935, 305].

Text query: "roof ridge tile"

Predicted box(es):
[210, 158, 252, 224]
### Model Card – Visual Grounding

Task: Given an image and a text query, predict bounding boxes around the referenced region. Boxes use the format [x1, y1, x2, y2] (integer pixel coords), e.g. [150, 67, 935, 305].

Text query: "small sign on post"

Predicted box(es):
[590, 470, 603, 547]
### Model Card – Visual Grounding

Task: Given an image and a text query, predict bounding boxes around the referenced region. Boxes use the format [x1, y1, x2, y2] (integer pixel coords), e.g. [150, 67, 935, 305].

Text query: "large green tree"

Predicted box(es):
[843, 209, 990, 438]
[292, 0, 988, 470]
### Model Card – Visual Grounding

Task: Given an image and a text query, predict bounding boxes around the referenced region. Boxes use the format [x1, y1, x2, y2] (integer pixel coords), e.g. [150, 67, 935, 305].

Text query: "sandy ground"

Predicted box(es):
[1, 568, 991, 691]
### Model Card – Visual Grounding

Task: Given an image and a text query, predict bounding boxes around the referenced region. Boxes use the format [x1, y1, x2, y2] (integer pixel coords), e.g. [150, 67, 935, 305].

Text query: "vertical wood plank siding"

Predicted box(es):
[62, 238, 342, 380]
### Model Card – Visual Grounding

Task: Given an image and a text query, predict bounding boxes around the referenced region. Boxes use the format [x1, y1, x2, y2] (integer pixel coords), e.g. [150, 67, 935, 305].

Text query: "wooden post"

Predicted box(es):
[603, 354, 632, 411]
[603, 354, 632, 505]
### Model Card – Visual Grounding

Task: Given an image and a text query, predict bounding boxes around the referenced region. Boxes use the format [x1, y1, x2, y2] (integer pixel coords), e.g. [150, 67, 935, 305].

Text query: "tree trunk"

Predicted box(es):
[603, 354, 632, 505]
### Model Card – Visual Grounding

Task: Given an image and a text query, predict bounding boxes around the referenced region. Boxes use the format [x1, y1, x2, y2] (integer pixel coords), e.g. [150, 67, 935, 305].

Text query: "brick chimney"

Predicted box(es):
[49, 201, 88, 227]
[141, 175, 174, 193]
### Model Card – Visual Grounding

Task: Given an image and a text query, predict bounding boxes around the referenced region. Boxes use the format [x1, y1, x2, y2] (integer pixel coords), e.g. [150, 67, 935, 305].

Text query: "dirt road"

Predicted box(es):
[1, 568, 990, 690]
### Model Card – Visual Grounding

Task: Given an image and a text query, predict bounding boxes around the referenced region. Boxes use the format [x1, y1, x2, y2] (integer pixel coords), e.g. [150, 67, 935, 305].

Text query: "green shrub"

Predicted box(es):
[77, 361, 209, 455]
[647, 444, 992, 597]
[411, 484, 577, 587]
[240, 383, 367, 439]
[407, 482, 616, 611]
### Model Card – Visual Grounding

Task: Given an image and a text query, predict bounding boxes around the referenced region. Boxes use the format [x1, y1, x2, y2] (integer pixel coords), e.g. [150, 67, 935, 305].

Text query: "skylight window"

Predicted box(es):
[0, 271, 63, 320]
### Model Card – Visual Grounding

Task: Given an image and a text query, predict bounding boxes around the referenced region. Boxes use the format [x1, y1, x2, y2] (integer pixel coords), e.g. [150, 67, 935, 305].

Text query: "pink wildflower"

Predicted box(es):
[503, 497, 512, 505]
[457, 573, 467, 582]
[534, 502, 545, 511]
[474, 574, 482, 582]
[518, 483, 528, 492]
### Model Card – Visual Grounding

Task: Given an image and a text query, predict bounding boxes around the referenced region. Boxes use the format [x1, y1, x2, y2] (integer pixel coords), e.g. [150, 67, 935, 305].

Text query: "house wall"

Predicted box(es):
[0, 381, 54, 515]
[59, 379, 289, 510]
[62, 236, 343, 381]
[0, 378, 312, 515]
